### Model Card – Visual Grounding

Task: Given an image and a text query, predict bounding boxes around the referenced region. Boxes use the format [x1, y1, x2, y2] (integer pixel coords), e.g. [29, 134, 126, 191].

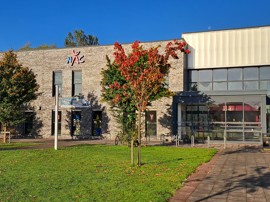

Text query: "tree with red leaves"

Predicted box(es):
[104, 40, 190, 166]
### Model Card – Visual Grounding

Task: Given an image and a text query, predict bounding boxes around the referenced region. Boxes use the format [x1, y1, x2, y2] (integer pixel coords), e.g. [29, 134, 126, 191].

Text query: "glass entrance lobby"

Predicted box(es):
[176, 94, 266, 143]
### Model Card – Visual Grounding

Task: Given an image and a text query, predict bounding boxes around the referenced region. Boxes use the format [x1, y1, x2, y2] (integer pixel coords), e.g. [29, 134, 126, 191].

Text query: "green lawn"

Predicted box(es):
[0, 145, 216, 202]
[0, 142, 39, 149]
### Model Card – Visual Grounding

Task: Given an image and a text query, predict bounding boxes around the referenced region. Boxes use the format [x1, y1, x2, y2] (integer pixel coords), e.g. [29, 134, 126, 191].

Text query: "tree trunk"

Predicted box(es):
[131, 139, 134, 165]
[3, 123, 7, 143]
[137, 109, 141, 166]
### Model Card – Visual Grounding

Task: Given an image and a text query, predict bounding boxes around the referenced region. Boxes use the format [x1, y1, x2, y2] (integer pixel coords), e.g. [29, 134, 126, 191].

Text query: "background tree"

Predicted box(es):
[18, 43, 57, 51]
[64, 30, 99, 47]
[0, 51, 40, 143]
[102, 40, 190, 165]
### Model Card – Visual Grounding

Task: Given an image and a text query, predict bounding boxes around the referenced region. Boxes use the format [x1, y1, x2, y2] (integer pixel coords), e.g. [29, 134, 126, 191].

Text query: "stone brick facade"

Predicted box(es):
[0, 40, 185, 139]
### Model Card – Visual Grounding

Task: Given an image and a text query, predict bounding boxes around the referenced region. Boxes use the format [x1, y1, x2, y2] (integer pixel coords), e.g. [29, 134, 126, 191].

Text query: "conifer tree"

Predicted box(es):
[0, 51, 40, 143]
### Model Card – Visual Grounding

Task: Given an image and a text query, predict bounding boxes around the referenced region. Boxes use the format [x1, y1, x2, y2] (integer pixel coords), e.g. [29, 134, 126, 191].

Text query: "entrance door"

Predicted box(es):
[145, 111, 157, 137]
[24, 112, 34, 136]
[92, 111, 102, 136]
[71, 111, 81, 137]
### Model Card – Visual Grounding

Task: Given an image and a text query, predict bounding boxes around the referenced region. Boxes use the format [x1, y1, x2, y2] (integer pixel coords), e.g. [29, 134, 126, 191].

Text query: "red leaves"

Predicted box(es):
[109, 81, 121, 89]
[111, 40, 190, 111]
[113, 94, 121, 104]
[131, 40, 140, 49]
[185, 49, 191, 54]
[114, 42, 127, 65]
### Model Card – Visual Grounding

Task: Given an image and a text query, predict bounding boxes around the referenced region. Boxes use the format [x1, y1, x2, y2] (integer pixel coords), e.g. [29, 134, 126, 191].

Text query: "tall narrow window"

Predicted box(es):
[72, 71, 82, 96]
[52, 71, 62, 96]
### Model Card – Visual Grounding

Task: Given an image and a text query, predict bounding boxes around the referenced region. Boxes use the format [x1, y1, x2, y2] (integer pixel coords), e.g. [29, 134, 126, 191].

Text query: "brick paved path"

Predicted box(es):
[169, 146, 270, 202]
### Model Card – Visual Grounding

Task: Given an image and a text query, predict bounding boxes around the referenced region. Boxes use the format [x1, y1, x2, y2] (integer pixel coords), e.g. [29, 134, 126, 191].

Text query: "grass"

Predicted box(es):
[0, 142, 40, 150]
[0, 145, 216, 202]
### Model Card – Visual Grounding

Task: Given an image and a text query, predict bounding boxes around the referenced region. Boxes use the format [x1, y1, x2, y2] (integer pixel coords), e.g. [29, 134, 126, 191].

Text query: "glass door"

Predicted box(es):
[145, 111, 157, 138]
[71, 111, 81, 137]
[92, 111, 102, 136]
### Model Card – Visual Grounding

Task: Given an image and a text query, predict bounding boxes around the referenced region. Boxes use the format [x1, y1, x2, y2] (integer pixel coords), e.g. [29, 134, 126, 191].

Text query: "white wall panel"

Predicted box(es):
[183, 26, 270, 69]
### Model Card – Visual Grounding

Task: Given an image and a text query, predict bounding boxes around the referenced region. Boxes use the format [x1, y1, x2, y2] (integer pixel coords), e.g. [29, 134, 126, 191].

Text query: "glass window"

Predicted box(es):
[190, 83, 198, 91]
[73, 71, 82, 83]
[244, 81, 258, 90]
[243, 101, 260, 122]
[198, 82, 212, 91]
[213, 82, 227, 91]
[72, 111, 82, 136]
[243, 67, 258, 80]
[228, 68, 242, 81]
[260, 81, 270, 90]
[72, 71, 82, 96]
[260, 66, 270, 80]
[74, 84, 82, 96]
[228, 81, 242, 90]
[54, 72, 62, 84]
[145, 111, 157, 137]
[199, 70, 212, 82]
[190, 71, 198, 82]
[209, 102, 225, 122]
[53, 71, 62, 96]
[213, 69, 227, 81]
[199, 105, 208, 111]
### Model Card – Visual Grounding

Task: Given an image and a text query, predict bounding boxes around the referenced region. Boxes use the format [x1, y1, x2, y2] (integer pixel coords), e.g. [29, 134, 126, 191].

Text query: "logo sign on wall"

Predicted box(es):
[66, 50, 85, 66]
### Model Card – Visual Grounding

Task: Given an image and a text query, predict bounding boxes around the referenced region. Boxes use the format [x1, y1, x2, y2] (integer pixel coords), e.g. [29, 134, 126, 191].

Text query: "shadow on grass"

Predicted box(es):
[0, 143, 42, 151]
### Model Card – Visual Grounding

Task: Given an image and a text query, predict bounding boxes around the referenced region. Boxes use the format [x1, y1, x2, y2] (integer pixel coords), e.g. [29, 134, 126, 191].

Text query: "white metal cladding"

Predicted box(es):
[182, 26, 270, 69]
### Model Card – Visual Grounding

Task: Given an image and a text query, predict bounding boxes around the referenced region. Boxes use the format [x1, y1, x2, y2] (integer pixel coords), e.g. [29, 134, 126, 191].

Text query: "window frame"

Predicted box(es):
[72, 70, 82, 96]
[52, 71, 62, 97]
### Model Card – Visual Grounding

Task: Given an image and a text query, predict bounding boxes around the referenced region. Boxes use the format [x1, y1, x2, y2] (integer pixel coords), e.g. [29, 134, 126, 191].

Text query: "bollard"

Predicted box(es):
[207, 136, 210, 148]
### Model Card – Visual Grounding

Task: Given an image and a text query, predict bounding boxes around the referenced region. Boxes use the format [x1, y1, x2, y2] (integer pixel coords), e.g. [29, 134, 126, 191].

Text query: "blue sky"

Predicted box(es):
[0, 0, 269, 51]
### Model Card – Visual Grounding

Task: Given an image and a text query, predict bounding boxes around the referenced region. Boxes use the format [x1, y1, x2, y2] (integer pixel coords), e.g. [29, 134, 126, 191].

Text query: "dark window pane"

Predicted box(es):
[244, 67, 258, 80]
[51, 111, 62, 135]
[190, 82, 198, 91]
[213, 69, 227, 81]
[199, 70, 212, 82]
[260, 66, 270, 80]
[228, 68, 242, 81]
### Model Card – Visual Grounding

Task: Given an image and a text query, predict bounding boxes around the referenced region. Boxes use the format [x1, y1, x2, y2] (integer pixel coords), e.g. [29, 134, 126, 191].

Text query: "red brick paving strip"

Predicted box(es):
[168, 149, 223, 202]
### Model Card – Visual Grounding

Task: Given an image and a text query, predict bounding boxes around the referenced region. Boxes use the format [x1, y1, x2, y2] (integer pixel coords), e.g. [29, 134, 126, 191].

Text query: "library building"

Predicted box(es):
[1, 25, 270, 143]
